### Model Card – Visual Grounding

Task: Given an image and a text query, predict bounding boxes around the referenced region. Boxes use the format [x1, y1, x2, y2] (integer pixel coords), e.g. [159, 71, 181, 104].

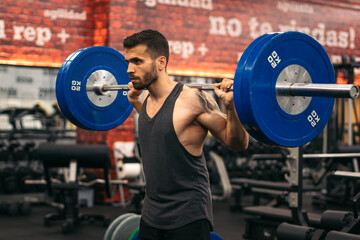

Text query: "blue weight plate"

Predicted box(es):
[56, 48, 94, 129]
[244, 33, 285, 145]
[242, 31, 335, 147]
[234, 32, 280, 143]
[210, 232, 223, 240]
[233, 33, 270, 143]
[56, 46, 133, 130]
[241, 32, 304, 145]
[241, 33, 282, 144]
[56, 49, 87, 129]
[233, 33, 272, 143]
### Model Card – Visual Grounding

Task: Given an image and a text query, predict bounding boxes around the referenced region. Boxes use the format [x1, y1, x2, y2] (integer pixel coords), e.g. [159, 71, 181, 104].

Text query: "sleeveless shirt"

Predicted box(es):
[138, 82, 213, 230]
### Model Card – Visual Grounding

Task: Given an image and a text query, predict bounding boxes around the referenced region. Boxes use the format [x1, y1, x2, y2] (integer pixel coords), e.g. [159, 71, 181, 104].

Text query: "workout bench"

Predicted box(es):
[38, 143, 112, 234]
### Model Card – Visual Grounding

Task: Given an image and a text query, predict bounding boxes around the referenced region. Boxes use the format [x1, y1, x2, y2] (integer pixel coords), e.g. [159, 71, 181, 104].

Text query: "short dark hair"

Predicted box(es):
[123, 29, 169, 67]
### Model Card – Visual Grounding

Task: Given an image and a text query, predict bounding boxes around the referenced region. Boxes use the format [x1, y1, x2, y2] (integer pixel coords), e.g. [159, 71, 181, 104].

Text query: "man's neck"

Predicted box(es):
[147, 74, 177, 100]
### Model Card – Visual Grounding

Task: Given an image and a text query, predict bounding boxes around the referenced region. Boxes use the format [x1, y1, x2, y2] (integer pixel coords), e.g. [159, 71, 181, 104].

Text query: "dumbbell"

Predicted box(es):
[17, 166, 37, 193]
[0, 141, 9, 161]
[0, 166, 19, 193]
[8, 140, 25, 161]
[18, 201, 32, 215]
[0, 201, 31, 216]
[23, 142, 36, 161]
[0, 201, 19, 216]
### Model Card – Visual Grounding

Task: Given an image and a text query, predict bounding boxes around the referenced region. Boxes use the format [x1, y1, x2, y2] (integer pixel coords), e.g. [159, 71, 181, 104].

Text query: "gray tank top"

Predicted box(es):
[138, 82, 213, 230]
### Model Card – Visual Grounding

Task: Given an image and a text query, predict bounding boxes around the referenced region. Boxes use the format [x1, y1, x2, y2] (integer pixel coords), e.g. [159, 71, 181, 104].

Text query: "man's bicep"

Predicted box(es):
[194, 90, 227, 141]
[197, 110, 227, 141]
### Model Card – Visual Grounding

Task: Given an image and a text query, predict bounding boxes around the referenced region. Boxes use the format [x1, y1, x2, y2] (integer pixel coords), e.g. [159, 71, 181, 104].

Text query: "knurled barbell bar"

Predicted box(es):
[55, 31, 359, 147]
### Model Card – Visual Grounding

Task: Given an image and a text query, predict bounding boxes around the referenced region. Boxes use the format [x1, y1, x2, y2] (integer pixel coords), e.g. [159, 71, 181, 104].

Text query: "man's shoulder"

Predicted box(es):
[177, 87, 212, 115]
[179, 87, 201, 104]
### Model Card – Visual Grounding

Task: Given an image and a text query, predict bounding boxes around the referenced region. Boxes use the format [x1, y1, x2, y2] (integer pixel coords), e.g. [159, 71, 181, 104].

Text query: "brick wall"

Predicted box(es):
[1, 0, 359, 73]
[109, 0, 359, 79]
[93, 0, 110, 46]
[0, 0, 95, 66]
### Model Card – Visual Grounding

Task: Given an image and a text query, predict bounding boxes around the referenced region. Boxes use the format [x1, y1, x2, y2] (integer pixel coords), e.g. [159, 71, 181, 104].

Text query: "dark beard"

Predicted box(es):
[133, 62, 158, 90]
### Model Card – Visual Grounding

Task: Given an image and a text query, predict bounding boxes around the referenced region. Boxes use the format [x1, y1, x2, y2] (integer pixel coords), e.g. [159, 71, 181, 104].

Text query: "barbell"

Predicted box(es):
[55, 31, 359, 147]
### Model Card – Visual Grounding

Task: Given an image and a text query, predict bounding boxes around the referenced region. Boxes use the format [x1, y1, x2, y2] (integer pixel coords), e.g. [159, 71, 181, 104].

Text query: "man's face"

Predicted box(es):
[125, 44, 158, 90]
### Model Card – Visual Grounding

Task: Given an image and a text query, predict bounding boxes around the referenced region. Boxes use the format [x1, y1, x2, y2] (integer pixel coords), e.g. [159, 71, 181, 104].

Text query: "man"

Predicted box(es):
[124, 29, 249, 240]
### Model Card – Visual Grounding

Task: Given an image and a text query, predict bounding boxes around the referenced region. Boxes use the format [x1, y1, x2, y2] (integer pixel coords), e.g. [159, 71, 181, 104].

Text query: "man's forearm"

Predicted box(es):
[226, 109, 249, 151]
[129, 98, 143, 113]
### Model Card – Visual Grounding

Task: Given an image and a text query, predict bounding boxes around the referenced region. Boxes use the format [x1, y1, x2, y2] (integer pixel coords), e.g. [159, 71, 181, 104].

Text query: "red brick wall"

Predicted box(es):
[94, 0, 110, 46]
[0, 0, 96, 66]
[1, 0, 359, 73]
[109, 0, 359, 79]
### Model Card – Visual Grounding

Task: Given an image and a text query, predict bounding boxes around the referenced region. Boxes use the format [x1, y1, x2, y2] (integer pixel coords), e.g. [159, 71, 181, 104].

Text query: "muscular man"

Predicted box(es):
[124, 29, 249, 240]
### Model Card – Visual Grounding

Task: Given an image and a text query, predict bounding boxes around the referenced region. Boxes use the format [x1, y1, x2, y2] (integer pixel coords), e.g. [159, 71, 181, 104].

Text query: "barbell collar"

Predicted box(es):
[90, 82, 359, 99]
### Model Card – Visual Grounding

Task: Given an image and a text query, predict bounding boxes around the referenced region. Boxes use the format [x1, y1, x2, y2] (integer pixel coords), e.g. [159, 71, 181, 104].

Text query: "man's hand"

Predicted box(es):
[127, 82, 144, 113]
[127, 82, 143, 102]
[214, 78, 235, 110]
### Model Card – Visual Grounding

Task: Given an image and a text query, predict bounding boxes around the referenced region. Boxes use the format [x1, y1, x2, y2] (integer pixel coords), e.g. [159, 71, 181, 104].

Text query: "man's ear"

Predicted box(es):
[157, 56, 167, 70]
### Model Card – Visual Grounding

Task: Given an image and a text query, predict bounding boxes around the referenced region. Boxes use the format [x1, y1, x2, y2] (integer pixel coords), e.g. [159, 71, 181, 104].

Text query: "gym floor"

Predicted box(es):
[0, 192, 340, 240]
[0, 200, 245, 240]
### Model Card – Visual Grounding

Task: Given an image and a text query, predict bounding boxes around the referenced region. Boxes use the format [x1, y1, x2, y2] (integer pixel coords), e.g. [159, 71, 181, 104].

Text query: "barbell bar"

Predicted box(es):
[87, 82, 359, 99]
[55, 31, 360, 147]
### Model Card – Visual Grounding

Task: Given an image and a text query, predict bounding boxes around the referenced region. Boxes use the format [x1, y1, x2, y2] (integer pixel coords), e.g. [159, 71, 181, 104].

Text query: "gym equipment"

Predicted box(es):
[111, 214, 140, 240]
[324, 231, 360, 240]
[129, 227, 139, 240]
[55, 31, 359, 147]
[8, 140, 25, 161]
[104, 213, 136, 240]
[241, 147, 320, 239]
[104, 213, 223, 240]
[210, 232, 224, 240]
[242, 149, 360, 239]
[38, 143, 112, 234]
[0, 141, 9, 161]
[276, 222, 326, 240]
[274, 222, 360, 240]
[0, 200, 31, 216]
[321, 210, 354, 232]
[104, 213, 141, 240]
[207, 151, 232, 201]
[304, 153, 360, 207]
[18, 201, 32, 216]
[0, 166, 18, 193]
[56, 46, 133, 131]
[17, 166, 37, 193]
[0, 202, 19, 216]
[128, 230, 222, 240]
